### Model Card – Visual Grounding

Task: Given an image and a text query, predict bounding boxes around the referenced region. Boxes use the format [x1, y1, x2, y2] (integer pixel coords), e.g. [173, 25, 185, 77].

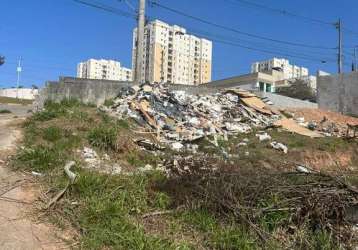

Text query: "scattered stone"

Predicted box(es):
[171, 142, 184, 151]
[31, 171, 43, 177]
[296, 165, 313, 174]
[270, 141, 288, 154]
[139, 164, 154, 172]
[256, 132, 271, 142]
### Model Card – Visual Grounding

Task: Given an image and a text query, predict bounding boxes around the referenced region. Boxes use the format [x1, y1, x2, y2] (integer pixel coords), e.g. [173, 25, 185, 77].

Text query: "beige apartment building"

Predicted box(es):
[132, 19, 212, 85]
[77, 59, 132, 81]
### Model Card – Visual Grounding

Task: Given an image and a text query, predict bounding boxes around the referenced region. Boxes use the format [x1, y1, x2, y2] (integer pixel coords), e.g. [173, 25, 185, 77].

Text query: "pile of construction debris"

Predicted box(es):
[288, 108, 358, 137]
[103, 84, 280, 148]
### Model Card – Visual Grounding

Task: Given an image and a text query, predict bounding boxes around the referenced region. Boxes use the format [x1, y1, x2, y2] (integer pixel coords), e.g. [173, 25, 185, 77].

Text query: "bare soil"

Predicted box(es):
[0, 113, 70, 250]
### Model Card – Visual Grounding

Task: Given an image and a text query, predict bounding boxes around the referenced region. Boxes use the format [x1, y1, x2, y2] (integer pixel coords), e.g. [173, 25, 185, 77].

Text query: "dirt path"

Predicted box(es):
[0, 112, 69, 250]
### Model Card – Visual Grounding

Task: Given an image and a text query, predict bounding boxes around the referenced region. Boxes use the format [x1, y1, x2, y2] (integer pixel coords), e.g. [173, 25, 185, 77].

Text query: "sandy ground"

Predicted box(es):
[0, 106, 69, 250]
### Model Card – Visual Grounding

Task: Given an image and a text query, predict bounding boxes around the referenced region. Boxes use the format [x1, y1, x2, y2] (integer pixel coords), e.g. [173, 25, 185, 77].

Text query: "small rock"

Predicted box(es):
[270, 141, 288, 154]
[296, 165, 312, 174]
[256, 133, 271, 142]
[171, 142, 184, 151]
[31, 171, 43, 177]
[237, 142, 247, 147]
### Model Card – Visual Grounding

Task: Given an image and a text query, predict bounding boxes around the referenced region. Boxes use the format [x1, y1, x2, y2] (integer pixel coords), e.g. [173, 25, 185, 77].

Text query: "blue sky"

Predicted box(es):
[0, 0, 357, 88]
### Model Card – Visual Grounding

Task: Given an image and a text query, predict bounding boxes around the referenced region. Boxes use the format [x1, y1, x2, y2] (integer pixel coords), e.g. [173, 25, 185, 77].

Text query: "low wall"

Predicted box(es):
[257, 92, 318, 109]
[0, 88, 39, 100]
[318, 72, 358, 116]
[39, 77, 131, 106]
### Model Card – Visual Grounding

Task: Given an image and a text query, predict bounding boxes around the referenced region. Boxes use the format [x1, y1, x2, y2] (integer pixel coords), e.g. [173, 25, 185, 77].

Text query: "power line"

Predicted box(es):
[225, 0, 358, 38]
[149, 21, 336, 64]
[149, 1, 336, 50]
[186, 27, 338, 59]
[116, 0, 137, 14]
[72, 0, 136, 19]
[225, 0, 333, 26]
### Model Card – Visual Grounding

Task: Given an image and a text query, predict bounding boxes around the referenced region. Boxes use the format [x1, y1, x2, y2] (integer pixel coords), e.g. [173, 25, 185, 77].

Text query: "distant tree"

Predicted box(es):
[276, 79, 316, 102]
[18, 85, 24, 89]
[32, 84, 39, 89]
[0, 56, 5, 66]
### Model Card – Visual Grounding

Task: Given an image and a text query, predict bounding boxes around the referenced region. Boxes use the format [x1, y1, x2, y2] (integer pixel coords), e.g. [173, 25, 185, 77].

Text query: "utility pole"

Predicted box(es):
[354, 46, 357, 72]
[16, 57, 22, 99]
[335, 19, 343, 74]
[135, 0, 146, 84]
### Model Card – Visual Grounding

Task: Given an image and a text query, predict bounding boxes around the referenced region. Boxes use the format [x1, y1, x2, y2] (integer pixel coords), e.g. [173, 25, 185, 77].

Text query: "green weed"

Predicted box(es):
[87, 125, 117, 151]
[42, 126, 62, 142]
[0, 109, 11, 114]
[103, 98, 115, 107]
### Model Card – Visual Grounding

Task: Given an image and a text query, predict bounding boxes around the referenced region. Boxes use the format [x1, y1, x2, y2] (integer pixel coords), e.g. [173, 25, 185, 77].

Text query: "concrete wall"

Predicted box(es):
[40, 77, 132, 106]
[38, 77, 220, 108]
[0, 88, 39, 100]
[318, 72, 358, 116]
[38, 76, 318, 110]
[257, 92, 318, 109]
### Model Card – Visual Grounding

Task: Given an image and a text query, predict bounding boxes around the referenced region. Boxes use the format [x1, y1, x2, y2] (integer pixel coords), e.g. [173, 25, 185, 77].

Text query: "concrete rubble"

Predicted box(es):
[270, 141, 288, 154]
[79, 147, 122, 174]
[102, 84, 280, 148]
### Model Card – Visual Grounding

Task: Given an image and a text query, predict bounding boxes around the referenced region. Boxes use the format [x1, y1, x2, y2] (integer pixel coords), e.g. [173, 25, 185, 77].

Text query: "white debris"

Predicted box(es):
[111, 164, 122, 174]
[296, 165, 313, 174]
[270, 141, 288, 154]
[31, 171, 43, 177]
[171, 142, 184, 151]
[237, 142, 247, 147]
[295, 117, 305, 124]
[242, 138, 249, 143]
[83, 147, 98, 161]
[104, 85, 279, 147]
[256, 133, 272, 142]
[186, 144, 199, 153]
[139, 164, 154, 172]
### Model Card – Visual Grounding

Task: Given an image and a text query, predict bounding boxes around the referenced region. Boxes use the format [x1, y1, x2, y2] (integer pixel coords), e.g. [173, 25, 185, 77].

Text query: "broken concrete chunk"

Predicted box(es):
[256, 133, 271, 142]
[270, 141, 288, 154]
[171, 142, 184, 151]
[296, 165, 313, 174]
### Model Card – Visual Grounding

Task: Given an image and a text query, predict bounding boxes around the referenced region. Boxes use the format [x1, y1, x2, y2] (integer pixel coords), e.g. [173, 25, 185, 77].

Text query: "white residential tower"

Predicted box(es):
[77, 59, 132, 81]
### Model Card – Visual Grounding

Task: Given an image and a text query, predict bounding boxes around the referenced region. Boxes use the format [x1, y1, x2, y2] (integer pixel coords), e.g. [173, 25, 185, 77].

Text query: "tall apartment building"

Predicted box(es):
[132, 19, 212, 85]
[77, 59, 132, 81]
[251, 58, 309, 80]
